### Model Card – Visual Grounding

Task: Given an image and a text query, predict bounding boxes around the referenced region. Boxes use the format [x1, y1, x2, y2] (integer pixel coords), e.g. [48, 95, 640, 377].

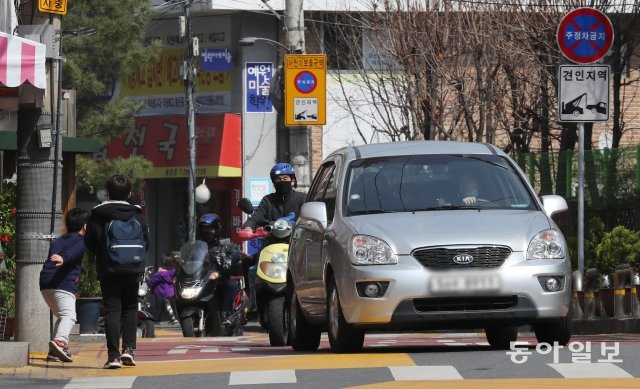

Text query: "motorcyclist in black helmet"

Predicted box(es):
[197, 213, 243, 325]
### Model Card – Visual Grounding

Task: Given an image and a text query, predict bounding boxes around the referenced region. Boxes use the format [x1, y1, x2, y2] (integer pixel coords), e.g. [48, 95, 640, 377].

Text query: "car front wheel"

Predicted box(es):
[287, 287, 320, 351]
[534, 310, 572, 346]
[485, 326, 518, 349]
[327, 278, 364, 353]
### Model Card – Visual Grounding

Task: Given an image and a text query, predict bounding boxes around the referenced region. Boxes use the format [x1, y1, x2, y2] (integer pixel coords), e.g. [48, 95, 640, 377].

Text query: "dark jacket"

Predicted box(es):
[147, 267, 176, 298]
[39, 231, 86, 294]
[242, 190, 306, 231]
[84, 200, 150, 280]
[207, 238, 243, 277]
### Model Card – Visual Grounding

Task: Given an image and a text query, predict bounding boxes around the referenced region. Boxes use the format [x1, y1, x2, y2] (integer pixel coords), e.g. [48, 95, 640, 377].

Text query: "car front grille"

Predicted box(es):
[413, 296, 517, 312]
[412, 246, 511, 269]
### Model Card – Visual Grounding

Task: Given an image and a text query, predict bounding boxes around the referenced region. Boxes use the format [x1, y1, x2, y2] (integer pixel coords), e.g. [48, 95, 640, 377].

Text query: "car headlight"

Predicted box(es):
[259, 262, 287, 280]
[527, 229, 565, 259]
[349, 235, 398, 265]
[179, 286, 203, 300]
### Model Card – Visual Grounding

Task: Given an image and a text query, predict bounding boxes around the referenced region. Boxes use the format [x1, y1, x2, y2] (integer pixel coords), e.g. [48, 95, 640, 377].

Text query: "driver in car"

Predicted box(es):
[459, 173, 480, 205]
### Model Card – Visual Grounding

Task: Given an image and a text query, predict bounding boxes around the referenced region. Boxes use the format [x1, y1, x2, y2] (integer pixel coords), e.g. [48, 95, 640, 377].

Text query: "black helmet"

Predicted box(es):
[198, 213, 222, 242]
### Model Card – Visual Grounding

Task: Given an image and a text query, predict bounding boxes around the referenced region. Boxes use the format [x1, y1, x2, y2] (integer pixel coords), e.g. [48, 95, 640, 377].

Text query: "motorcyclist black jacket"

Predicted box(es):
[242, 190, 306, 231]
[207, 238, 243, 277]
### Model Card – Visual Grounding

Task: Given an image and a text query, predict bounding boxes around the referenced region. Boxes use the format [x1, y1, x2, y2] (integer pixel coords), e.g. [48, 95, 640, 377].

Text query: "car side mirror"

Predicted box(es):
[300, 201, 328, 229]
[540, 195, 568, 217]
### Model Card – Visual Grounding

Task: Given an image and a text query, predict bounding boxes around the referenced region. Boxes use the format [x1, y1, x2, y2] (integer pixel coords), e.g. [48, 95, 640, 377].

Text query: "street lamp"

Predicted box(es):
[239, 37, 289, 53]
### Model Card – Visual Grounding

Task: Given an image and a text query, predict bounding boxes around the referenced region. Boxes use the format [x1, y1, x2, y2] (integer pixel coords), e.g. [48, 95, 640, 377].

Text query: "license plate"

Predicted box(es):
[430, 273, 501, 293]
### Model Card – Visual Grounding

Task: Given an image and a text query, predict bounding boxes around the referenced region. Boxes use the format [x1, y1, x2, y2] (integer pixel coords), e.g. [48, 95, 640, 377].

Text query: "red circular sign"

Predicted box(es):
[294, 71, 317, 94]
[557, 8, 614, 64]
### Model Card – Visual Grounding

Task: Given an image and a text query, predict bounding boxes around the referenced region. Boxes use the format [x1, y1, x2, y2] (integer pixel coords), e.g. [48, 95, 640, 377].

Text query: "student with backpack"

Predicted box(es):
[39, 207, 90, 363]
[84, 174, 150, 369]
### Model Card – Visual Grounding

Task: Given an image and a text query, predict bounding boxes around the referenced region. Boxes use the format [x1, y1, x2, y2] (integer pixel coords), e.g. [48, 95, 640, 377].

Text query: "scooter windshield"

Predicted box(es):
[178, 240, 209, 281]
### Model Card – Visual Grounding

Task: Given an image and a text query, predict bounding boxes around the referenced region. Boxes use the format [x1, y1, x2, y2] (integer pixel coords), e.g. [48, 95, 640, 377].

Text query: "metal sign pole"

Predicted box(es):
[578, 122, 585, 273]
[557, 7, 613, 275]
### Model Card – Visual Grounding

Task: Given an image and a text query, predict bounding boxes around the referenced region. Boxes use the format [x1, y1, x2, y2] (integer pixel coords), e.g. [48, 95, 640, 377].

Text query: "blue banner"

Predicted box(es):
[245, 62, 273, 113]
[200, 48, 232, 72]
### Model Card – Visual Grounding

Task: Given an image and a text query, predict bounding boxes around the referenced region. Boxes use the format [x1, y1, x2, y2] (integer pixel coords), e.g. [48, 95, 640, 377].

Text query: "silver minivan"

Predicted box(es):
[286, 141, 572, 353]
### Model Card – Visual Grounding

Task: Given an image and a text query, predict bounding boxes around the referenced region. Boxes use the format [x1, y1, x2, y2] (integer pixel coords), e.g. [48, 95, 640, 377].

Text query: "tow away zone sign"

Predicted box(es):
[558, 65, 609, 122]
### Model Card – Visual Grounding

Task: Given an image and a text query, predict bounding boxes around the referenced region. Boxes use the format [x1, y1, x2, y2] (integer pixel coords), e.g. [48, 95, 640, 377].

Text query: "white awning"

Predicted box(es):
[0, 31, 46, 90]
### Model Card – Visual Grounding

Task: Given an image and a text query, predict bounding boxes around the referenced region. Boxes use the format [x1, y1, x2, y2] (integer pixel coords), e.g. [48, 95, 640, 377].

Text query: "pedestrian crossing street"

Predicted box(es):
[61, 362, 636, 388]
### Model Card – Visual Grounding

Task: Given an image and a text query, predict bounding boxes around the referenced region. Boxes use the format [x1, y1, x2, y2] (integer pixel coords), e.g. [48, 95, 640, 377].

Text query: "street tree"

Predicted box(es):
[320, 0, 640, 203]
[61, 0, 161, 190]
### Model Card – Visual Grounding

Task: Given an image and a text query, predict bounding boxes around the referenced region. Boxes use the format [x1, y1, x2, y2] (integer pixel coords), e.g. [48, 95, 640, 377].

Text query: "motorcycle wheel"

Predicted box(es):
[257, 298, 268, 329]
[137, 319, 155, 338]
[267, 296, 286, 346]
[180, 316, 195, 337]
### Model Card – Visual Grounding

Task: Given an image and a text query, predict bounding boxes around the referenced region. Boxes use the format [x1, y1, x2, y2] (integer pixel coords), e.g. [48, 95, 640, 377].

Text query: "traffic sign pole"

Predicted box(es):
[557, 7, 614, 275]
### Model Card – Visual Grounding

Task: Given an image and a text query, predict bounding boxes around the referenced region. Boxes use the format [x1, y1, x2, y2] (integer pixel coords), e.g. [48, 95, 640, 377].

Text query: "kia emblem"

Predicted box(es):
[453, 254, 474, 264]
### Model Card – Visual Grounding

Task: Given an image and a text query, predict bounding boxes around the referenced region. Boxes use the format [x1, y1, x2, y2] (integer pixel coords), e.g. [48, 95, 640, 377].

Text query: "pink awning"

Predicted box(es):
[0, 31, 46, 90]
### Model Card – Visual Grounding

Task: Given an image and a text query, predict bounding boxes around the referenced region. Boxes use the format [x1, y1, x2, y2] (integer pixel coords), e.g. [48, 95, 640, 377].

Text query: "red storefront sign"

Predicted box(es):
[105, 113, 241, 178]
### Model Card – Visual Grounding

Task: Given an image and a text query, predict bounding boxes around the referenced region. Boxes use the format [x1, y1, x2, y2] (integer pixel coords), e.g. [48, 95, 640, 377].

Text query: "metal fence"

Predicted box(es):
[515, 146, 640, 202]
[515, 146, 640, 237]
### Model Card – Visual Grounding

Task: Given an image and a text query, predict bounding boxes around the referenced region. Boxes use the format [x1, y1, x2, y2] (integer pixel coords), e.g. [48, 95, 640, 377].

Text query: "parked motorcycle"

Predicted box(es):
[175, 240, 248, 337]
[136, 266, 155, 338]
[238, 198, 293, 346]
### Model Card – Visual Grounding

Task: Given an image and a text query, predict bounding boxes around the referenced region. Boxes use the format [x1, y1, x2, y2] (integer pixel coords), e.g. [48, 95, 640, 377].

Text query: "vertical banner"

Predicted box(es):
[244, 62, 273, 113]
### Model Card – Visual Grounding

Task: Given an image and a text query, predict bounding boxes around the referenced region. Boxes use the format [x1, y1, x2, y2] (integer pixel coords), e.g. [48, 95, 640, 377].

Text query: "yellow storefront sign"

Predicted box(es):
[120, 49, 231, 96]
[38, 0, 67, 15]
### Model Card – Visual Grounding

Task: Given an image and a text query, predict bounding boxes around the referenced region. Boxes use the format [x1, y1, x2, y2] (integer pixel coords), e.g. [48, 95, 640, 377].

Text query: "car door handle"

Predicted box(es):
[305, 238, 312, 243]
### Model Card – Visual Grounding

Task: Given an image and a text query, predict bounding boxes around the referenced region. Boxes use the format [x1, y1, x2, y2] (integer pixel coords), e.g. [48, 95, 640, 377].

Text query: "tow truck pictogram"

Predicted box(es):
[562, 93, 607, 117]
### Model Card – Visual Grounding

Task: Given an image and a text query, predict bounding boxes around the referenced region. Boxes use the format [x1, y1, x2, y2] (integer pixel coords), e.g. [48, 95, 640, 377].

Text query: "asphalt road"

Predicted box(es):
[1, 322, 639, 388]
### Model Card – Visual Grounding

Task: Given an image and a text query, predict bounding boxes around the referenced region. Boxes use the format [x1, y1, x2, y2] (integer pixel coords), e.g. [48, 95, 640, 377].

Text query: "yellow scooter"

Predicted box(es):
[238, 200, 293, 346]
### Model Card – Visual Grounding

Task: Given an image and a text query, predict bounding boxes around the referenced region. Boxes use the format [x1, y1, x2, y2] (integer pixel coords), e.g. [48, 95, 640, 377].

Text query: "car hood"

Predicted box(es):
[346, 210, 553, 255]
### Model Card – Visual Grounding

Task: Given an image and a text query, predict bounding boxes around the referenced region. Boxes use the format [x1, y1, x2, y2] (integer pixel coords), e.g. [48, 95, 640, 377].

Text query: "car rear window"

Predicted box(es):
[344, 154, 536, 215]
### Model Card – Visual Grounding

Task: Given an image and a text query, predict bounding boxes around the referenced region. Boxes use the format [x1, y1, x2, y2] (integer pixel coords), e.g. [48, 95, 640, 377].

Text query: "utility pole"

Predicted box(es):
[15, 7, 62, 352]
[182, 0, 197, 242]
[285, 0, 311, 190]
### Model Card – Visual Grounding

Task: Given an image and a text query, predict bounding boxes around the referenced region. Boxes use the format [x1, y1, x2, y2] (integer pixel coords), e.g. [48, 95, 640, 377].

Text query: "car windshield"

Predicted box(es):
[344, 154, 536, 216]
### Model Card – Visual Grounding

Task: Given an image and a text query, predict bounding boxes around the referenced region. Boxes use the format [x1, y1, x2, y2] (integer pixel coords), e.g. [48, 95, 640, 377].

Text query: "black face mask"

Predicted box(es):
[274, 180, 292, 196]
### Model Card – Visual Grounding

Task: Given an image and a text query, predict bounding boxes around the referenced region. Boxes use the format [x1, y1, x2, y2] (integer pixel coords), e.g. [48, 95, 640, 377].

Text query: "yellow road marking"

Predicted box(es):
[0, 337, 414, 379]
[346, 378, 640, 389]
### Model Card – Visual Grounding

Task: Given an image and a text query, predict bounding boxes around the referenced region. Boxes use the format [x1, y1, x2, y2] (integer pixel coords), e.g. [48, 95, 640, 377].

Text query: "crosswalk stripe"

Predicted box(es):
[229, 369, 297, 385]
[64, 377, 136, 389]
[389, 366, 463, 380]
[549, 363, 633, 378]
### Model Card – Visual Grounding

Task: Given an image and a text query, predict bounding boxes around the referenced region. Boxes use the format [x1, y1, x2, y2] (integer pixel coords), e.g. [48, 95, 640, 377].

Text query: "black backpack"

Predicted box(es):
[103, 216, 146, 275]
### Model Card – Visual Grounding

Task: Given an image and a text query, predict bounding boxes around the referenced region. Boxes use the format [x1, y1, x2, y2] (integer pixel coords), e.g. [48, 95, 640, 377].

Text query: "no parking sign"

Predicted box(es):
[557, 8, 614, 64]
[284, 54, 327, 126]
